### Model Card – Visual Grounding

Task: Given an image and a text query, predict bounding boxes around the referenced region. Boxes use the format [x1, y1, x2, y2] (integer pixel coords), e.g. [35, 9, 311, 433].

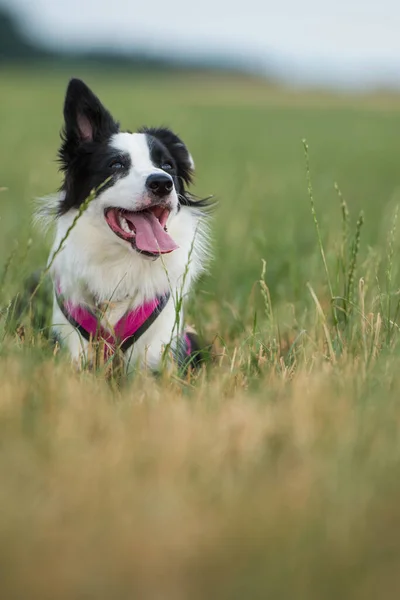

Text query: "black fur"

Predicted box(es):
[141, 126, 209, 209]
[141, 126, 194, 184]
[175, 331, 213, 374]
[58, 79, 124, 214]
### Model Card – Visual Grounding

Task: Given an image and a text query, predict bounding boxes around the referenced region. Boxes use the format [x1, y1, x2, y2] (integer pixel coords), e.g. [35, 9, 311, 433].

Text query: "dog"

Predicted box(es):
[37, 78, 211, 372]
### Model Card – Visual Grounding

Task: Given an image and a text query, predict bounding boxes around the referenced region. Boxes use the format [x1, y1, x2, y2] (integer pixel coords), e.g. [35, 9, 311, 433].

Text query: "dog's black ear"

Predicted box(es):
[60, 79, 119, 163]
[141, 127, 194, 185]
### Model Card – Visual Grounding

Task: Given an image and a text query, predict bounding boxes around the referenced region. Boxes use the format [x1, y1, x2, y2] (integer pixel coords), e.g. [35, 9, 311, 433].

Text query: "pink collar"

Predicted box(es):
[55, 281, 170, 358]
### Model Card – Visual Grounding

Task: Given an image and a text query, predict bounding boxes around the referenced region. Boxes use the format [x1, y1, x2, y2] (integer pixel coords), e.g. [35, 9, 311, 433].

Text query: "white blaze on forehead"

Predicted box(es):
[110, 132, 154, 172]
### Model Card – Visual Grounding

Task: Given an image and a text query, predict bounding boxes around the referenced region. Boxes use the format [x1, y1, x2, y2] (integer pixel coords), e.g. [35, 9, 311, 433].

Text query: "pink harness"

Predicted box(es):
[55, 282, 192, 362]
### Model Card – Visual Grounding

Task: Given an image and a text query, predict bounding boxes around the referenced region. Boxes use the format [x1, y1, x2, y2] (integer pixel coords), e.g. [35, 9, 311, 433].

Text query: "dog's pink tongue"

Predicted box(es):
[127, 211, 178, 254]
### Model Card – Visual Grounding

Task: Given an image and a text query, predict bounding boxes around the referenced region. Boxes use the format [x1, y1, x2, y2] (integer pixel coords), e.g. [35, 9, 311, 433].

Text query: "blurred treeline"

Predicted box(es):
[0, 6, 246, 74]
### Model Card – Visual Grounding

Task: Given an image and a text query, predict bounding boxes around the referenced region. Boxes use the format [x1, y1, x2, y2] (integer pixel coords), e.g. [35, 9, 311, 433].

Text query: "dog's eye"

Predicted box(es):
[161, 162, 174, 171]
[109, 159, 124, 170]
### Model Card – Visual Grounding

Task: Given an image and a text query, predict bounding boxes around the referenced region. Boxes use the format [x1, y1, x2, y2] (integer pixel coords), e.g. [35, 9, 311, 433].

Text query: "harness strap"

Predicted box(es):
[55, 281, 170, 357]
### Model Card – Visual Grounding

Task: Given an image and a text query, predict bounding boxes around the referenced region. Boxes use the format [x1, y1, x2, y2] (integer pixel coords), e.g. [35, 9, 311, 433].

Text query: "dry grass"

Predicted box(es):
[1, 352, 400, 599]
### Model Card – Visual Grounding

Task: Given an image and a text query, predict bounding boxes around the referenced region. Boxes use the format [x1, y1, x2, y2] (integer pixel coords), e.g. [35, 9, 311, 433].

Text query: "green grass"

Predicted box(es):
[2, 67, 400, 598]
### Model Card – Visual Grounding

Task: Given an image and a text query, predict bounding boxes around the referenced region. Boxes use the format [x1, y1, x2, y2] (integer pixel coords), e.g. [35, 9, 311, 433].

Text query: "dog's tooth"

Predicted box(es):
[121, 217, 131, 234]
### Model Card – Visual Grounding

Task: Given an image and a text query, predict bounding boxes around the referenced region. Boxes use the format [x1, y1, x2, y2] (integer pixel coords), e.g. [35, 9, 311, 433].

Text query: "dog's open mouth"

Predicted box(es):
[104, 206, 178, 256]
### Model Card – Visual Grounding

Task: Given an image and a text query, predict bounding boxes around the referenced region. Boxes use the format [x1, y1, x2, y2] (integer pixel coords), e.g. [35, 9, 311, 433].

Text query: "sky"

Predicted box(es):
[4, 0, 400, 89]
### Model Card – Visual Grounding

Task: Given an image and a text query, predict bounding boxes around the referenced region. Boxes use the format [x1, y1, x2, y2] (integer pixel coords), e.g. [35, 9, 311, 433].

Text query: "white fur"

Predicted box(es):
[42, 132, 210, 372]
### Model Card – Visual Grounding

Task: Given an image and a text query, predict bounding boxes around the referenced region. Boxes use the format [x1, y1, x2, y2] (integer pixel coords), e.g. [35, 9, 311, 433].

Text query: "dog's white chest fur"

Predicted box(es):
[50, 204, 208, 370]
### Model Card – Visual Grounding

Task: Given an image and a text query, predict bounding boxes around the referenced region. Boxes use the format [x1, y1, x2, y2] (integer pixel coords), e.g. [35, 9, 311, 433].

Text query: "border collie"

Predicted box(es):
[39, 78, 211, 372]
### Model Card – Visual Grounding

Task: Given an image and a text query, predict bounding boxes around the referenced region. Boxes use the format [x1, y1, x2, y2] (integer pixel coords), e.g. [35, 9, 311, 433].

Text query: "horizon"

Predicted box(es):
[2, 0, 400, 90]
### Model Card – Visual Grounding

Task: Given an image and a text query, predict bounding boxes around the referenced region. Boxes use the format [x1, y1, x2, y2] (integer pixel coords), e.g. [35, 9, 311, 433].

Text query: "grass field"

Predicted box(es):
[2, 68, 400, 598]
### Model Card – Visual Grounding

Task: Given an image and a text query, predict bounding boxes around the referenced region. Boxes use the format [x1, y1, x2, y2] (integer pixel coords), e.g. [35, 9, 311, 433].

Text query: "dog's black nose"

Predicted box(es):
[146, 173, 173, 197]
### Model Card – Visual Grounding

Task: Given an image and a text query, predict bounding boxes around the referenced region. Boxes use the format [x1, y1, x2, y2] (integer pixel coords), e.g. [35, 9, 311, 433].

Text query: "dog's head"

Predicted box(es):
[58, 78, 195, 259]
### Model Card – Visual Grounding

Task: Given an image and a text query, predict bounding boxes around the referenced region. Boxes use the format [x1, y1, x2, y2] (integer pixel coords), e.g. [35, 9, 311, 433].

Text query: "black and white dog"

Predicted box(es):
[39, 78, 210, 371]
